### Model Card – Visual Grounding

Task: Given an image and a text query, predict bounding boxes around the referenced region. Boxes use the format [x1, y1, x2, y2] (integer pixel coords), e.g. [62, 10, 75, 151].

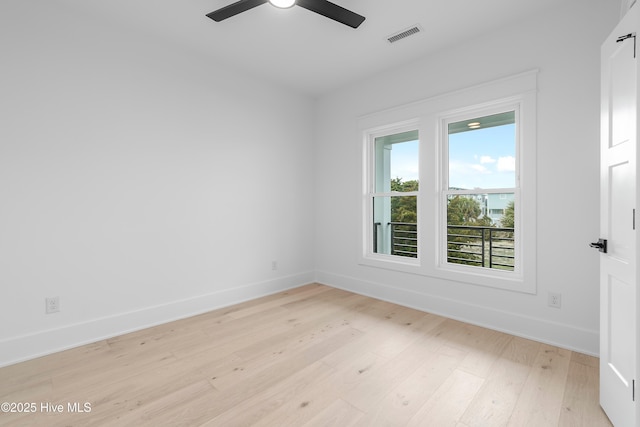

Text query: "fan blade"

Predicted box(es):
[296, 0, 365, 28]
[206, 0, 269, 22]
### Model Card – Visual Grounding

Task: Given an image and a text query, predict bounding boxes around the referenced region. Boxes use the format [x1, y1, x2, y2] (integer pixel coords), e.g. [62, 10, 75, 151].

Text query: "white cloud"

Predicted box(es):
[480, 155, 496, 164]
[471, 164, 490, 174]
[497, 156, 516, 172]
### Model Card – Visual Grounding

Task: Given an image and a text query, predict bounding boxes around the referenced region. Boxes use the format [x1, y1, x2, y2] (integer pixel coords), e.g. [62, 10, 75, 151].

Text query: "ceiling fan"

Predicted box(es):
[206, 0, 366, 29]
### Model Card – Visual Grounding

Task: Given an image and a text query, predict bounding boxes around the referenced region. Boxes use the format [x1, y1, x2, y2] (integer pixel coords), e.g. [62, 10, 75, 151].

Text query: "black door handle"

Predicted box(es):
[589, 238, 607, 253]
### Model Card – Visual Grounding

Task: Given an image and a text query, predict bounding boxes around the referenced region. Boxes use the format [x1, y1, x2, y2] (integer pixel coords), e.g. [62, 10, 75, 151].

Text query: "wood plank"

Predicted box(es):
[108, 379, 219, 426]
[0, 340, 110, 386]
[341, 332, 444, 412]
[300, 399, 365, 427]
[459, 336, 540, 427]
[354, 346, 468, 426]
[223, 283, 332, 319]
[204, 361, 337, 426]
[206, 317, 363, 391]
[558, 353, 613, 426]
[199, 327, 363, 421]
[406, 369, 485, 427]
[456, 326, 513, 378]
[252, 350, 392, 427]
[507, 344, 572, 426]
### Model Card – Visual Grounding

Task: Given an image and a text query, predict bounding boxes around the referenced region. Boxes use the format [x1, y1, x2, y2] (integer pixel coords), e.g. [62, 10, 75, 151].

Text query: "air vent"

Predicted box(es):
[387, 25, 422, 44]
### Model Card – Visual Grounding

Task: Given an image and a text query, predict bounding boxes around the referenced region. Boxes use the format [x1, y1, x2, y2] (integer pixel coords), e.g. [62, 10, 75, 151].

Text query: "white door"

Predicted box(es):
[599, 4, 638, 426]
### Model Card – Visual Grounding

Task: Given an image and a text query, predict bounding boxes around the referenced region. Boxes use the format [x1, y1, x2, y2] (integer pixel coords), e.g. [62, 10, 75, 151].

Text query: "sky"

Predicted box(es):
[389, 123, 516, 190]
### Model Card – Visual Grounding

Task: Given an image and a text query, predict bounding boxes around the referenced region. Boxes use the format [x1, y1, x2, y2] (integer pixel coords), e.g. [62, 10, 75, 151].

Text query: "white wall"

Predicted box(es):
[0, 1, 315, 366]
[314, 1, 619, 355]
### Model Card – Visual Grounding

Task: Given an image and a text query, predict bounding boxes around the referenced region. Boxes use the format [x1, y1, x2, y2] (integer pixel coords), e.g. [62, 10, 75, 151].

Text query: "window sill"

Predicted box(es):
[359, 255, 535, 294]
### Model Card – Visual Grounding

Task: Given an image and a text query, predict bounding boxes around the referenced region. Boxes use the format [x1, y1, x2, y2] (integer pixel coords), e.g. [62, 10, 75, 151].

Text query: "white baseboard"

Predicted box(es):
[316, 270, 599, 356]
[0, 272, 315, 367]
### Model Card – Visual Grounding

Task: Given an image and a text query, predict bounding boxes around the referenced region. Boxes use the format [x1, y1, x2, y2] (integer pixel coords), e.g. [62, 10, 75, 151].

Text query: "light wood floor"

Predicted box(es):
[0, 284, 612, 426]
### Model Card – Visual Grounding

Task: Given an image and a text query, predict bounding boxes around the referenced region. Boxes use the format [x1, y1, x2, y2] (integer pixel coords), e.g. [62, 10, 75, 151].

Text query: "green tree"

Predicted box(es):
[390, 177, 419, 192]
[386, 177, 419, 258]
[390, 178, 418, 223]
[447, 196, 491, 226]
[446, 195, 492, 267]
[500, 200, 515, 228]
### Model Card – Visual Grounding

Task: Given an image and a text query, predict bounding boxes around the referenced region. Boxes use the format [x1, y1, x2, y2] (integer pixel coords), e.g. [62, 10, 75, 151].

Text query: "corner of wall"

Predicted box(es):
[315, 271, 599, 356]
[0, 272, 315, 367]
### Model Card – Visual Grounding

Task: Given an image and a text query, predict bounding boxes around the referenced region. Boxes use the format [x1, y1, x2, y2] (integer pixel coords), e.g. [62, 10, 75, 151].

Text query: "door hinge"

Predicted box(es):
[617, 32, 637, 58]
[633, 379, 636, 401]
[634, 209, 636, 230]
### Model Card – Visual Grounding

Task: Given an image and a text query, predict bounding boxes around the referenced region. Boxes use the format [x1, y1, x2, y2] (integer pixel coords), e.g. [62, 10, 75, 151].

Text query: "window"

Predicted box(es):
[367, 126, 420, 261]
[360, 71, 537, 293]
[443, 109, 517, 272]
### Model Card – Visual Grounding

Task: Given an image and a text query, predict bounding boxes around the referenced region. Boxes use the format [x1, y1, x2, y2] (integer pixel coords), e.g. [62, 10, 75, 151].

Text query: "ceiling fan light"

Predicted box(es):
[269, 0, 295, 8]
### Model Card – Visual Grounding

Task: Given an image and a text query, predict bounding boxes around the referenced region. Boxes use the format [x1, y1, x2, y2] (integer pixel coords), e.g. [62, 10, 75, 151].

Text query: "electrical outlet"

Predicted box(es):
[548, 292, 561, 309]
[46, 297, 60, 314]
[271, 261, 278, 271]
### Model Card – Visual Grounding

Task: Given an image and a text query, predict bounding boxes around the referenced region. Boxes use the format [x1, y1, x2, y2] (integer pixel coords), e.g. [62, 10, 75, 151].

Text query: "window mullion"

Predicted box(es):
[445, 188, 515, 196]
[371, 191, 419, 197]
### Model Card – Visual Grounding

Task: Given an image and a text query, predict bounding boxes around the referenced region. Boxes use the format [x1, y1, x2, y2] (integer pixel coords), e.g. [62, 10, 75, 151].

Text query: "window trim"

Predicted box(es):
[438, 101, 521, 276]
[359, 70, 537, 294]
[362, 119, 421, 267]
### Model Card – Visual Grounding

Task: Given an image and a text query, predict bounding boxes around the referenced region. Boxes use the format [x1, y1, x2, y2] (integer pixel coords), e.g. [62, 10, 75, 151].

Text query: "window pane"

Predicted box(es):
[448, 111, 515, 190]
[373, 195, 417, 258]
[446, 194, 514, 270]
[375, 130, 419, 193]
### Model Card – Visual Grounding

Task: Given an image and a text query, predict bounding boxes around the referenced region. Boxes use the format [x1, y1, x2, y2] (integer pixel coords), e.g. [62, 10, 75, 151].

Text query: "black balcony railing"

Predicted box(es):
[373, 222, 418, 258]
[447, 225, 514, 270]
[390, 222, 418, 258]
[374, 222, 515, 270]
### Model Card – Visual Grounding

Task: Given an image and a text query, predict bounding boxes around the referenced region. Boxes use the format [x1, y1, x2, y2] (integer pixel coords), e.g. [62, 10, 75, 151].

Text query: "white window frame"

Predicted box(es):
[438, 101, 522, 280]
[362, 120, 421, 268]
[359, 70, 537, 294]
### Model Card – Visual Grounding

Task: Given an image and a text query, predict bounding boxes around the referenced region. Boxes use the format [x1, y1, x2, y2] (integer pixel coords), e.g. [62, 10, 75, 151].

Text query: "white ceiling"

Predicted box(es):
[68, 0, 571, 96]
